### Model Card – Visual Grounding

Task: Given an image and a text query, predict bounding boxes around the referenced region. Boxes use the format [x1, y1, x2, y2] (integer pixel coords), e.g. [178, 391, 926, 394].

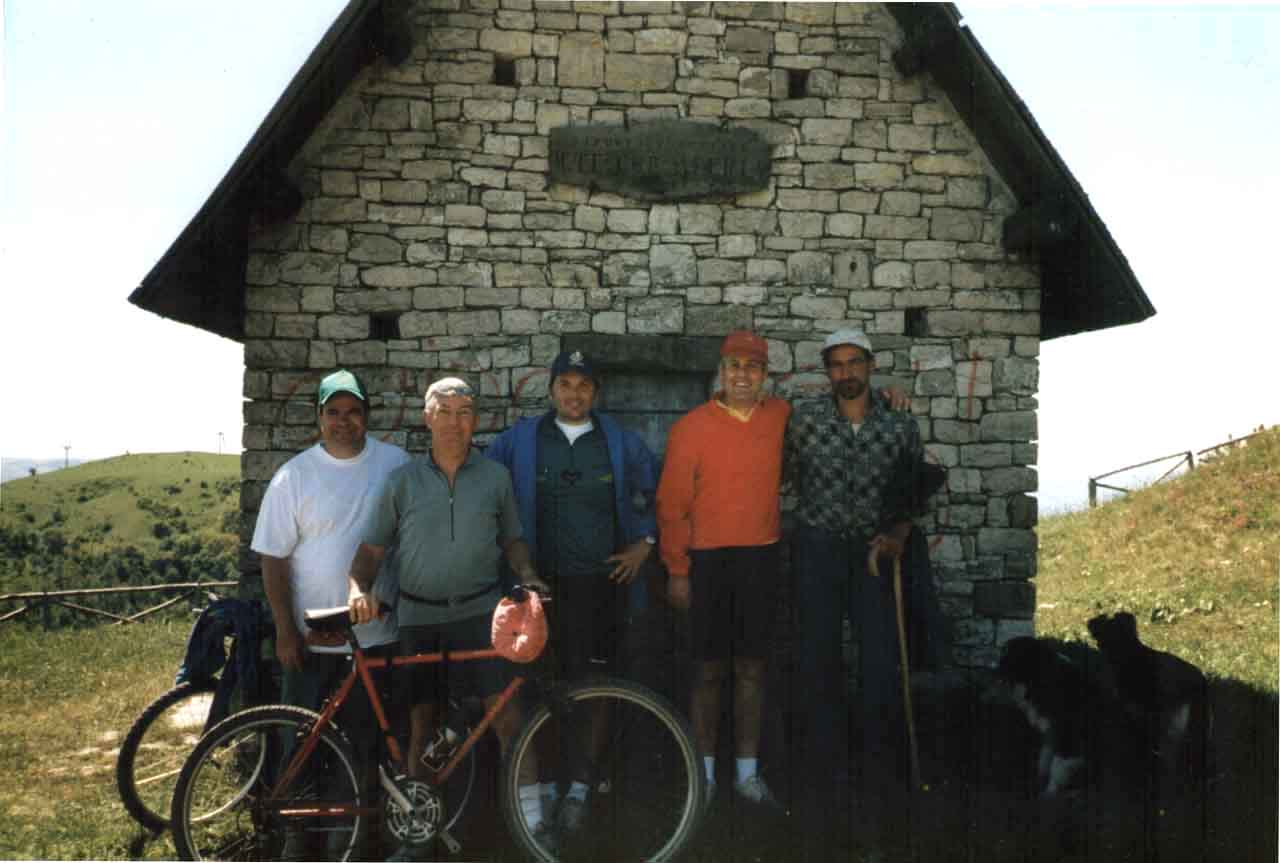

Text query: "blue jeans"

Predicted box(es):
[792, 523, 904, 789]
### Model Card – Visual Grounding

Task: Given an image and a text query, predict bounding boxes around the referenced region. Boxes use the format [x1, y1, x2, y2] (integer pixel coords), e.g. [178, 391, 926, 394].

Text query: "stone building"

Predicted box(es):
[131, 1, 1153, 668]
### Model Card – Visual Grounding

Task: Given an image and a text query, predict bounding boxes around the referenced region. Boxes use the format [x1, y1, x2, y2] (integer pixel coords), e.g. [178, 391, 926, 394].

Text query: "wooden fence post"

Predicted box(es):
[1088, 478, 1097, 508]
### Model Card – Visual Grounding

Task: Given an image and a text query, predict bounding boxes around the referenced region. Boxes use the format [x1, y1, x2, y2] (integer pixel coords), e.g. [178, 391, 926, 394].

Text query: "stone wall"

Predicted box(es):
[239, 0, 1040, 668]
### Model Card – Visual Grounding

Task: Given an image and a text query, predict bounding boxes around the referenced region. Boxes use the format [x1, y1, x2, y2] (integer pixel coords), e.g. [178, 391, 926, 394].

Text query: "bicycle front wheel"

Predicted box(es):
[116, 680, 218, 833]
[501, 677, 703, 862]
[170, 705, 364, 862]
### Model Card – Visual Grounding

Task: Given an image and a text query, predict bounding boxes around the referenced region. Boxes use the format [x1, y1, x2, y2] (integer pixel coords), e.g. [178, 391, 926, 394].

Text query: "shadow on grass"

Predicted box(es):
[674, 638, 1277, 863]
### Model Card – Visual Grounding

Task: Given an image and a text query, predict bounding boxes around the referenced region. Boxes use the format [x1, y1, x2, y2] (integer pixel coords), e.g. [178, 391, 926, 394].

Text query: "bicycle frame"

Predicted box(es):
[268, 629, 527, 822]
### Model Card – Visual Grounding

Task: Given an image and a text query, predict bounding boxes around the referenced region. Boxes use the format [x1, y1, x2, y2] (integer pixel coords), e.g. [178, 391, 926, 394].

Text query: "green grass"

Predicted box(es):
[0, 620, 192, 860]
[0, 438, 1275, 859]
[0, 452, 240, 567]
[1037, 427, 1280, 691]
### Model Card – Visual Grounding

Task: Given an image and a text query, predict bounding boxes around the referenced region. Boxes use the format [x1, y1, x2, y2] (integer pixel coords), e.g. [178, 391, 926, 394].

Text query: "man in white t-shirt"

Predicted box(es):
[251, 369, 409, 859]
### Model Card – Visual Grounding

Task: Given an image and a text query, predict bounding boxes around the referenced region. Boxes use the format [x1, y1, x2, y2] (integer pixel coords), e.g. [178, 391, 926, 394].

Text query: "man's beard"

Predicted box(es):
[834, 378, 866, 400]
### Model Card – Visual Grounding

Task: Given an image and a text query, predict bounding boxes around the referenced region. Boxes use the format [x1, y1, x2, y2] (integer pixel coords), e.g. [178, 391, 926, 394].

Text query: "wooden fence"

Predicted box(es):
[0, 580, 237, 628]
[1088, 426, 1272, 507]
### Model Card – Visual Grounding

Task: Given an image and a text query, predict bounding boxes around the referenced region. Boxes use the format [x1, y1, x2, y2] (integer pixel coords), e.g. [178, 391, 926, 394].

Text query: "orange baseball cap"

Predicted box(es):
[720, 330, 768, 365]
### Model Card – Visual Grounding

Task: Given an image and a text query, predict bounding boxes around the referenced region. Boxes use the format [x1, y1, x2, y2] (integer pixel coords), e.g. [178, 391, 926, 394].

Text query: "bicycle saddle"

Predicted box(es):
[303, 606, 353, 633]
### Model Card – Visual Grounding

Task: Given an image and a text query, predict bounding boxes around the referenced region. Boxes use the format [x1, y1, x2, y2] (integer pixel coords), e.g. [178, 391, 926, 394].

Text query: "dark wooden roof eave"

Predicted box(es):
[887, 4, 1156, 340]
[131, 1, 1154, 344]
[127, 0, 395, 341]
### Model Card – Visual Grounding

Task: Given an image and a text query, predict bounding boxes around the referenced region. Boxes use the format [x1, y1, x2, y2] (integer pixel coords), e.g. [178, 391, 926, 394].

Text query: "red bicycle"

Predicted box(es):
[169, 590, 704, 861]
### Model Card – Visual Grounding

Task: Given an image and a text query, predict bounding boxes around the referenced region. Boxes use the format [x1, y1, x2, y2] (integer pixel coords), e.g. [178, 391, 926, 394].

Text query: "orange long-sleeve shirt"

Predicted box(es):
[656, 396, 791, 577]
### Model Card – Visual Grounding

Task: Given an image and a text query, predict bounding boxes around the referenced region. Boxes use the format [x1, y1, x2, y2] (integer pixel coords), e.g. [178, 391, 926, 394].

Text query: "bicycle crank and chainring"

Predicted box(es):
[384, 779, 444, 845]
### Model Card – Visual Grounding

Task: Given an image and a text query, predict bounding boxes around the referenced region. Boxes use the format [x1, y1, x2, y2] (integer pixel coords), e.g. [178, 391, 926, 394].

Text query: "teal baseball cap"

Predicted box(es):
[317, 369, 367, 408]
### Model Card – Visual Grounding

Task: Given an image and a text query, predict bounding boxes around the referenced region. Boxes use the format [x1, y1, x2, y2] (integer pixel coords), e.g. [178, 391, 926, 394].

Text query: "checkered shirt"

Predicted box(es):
[784, 393, 923, 538]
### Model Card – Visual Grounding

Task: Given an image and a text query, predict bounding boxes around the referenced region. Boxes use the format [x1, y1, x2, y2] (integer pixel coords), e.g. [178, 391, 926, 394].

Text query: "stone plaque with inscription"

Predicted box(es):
[549, 121, 772, 201]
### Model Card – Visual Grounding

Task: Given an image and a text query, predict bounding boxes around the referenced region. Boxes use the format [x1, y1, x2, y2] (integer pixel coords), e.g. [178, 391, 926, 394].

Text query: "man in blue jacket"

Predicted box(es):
[486, 349, 661, 833]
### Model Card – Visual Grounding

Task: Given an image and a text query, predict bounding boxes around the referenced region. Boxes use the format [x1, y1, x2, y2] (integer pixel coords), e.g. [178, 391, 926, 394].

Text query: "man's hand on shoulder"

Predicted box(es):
[606, 539, 653, 584]
[879, 386, 912, 411]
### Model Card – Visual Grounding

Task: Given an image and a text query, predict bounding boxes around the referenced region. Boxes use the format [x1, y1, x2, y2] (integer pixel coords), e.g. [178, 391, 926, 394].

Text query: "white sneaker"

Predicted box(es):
[734, 774, 782, 810]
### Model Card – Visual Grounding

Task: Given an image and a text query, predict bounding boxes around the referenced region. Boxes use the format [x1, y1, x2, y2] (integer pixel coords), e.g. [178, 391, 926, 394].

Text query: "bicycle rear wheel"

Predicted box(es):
[116, 680, 218, 833]
[171, 705, 364, 862]
[501, 677, 704, 862]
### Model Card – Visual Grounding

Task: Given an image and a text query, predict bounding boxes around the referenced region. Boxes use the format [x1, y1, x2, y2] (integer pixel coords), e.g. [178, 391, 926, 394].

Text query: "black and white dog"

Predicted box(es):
[995, 637, 1091, 799]
[1087, 611, 1209, 784]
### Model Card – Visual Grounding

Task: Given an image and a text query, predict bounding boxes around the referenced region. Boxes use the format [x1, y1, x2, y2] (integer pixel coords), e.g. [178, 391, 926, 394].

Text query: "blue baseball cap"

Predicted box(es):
[549, 350, 598, 385]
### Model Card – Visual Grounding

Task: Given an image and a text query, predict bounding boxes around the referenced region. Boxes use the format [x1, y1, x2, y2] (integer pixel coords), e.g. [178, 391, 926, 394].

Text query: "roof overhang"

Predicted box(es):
[131, 1, 1153, 343]
[129, 0, 403, 340]
[887, 4, 1155, 339]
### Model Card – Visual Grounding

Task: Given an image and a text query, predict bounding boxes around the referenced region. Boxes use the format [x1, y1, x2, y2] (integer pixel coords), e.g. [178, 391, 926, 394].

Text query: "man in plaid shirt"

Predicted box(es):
[784, 328, 925, 857]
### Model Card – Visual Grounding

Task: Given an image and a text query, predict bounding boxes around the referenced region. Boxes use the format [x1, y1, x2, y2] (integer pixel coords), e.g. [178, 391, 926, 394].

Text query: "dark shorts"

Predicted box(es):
[546, 573, 627, 678]
[689, 543, 780, 662]
[400, 613, 512, 707]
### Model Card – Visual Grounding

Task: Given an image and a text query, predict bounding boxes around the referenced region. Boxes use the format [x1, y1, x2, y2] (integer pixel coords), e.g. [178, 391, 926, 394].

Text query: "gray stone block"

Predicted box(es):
[872, 261, 913, 288]
[245, 340, 307, 369]
[398, 311, 447, 337]
[791, 295, 847, 319]
[412, 286, 462, 310]
[698, 259, 746, 285]
[317, 315, 370, 340]
[337, 341, 387, 365]
[280, 252, 341, 286]
[925, 310, 984, 337]
[687, 304, 752, 335]
[606, 55, 675, 90]
[336, 287, 411, 313]
[787, 251, 832, 286]
[804, 163, 856, 189]
[993, 357, 1039, 395]
[959, 442, 1012, 468]
[624, 296, 682, 334]
[349, 234, 403, 264]
[934, 419, 978, 443]
[650, 244, 697, 287]
[447, 309, 501, 335]
[980, 410, 1037, 442]
[1008, 494, 1038, 528]
[983, 467, 1038, 495]
[916, 369, 956, 397]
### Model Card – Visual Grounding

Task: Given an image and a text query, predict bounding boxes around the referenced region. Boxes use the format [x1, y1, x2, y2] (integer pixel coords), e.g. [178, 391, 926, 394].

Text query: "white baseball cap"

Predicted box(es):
[822, 328, 873, 356]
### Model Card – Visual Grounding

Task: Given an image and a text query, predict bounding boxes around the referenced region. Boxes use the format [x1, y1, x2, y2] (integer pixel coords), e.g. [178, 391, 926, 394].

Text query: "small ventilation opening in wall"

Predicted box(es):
[370, 312, 400, 341]
[788, 69, 809, 99]
[493, 57, 516, 86]
[905, 307, 928, 338]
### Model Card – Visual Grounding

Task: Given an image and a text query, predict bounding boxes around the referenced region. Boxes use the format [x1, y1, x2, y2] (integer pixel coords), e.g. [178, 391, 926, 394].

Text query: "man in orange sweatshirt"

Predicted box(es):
[656, 329, 789, 811]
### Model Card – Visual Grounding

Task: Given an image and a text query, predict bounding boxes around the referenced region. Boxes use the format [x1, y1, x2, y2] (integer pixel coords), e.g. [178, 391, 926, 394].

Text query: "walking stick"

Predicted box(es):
[869, 550, 922, 790]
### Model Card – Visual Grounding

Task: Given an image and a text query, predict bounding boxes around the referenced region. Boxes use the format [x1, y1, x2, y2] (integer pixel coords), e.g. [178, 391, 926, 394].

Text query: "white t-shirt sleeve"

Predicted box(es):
[250, 467, 300, 559]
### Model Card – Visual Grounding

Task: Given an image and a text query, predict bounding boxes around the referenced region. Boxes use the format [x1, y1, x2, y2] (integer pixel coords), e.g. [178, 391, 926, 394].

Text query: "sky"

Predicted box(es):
[2, 2, 1277, 512]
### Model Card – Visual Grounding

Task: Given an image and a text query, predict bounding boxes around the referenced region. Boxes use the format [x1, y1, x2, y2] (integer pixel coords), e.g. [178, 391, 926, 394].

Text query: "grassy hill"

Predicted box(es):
[1036, 426, 1279, 691]
[0, 441, 1276, 859]
[0, 453, 241, 621]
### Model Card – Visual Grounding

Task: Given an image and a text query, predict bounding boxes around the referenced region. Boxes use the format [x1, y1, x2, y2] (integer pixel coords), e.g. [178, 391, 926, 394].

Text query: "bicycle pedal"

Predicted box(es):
[439, 829, 461, 855]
